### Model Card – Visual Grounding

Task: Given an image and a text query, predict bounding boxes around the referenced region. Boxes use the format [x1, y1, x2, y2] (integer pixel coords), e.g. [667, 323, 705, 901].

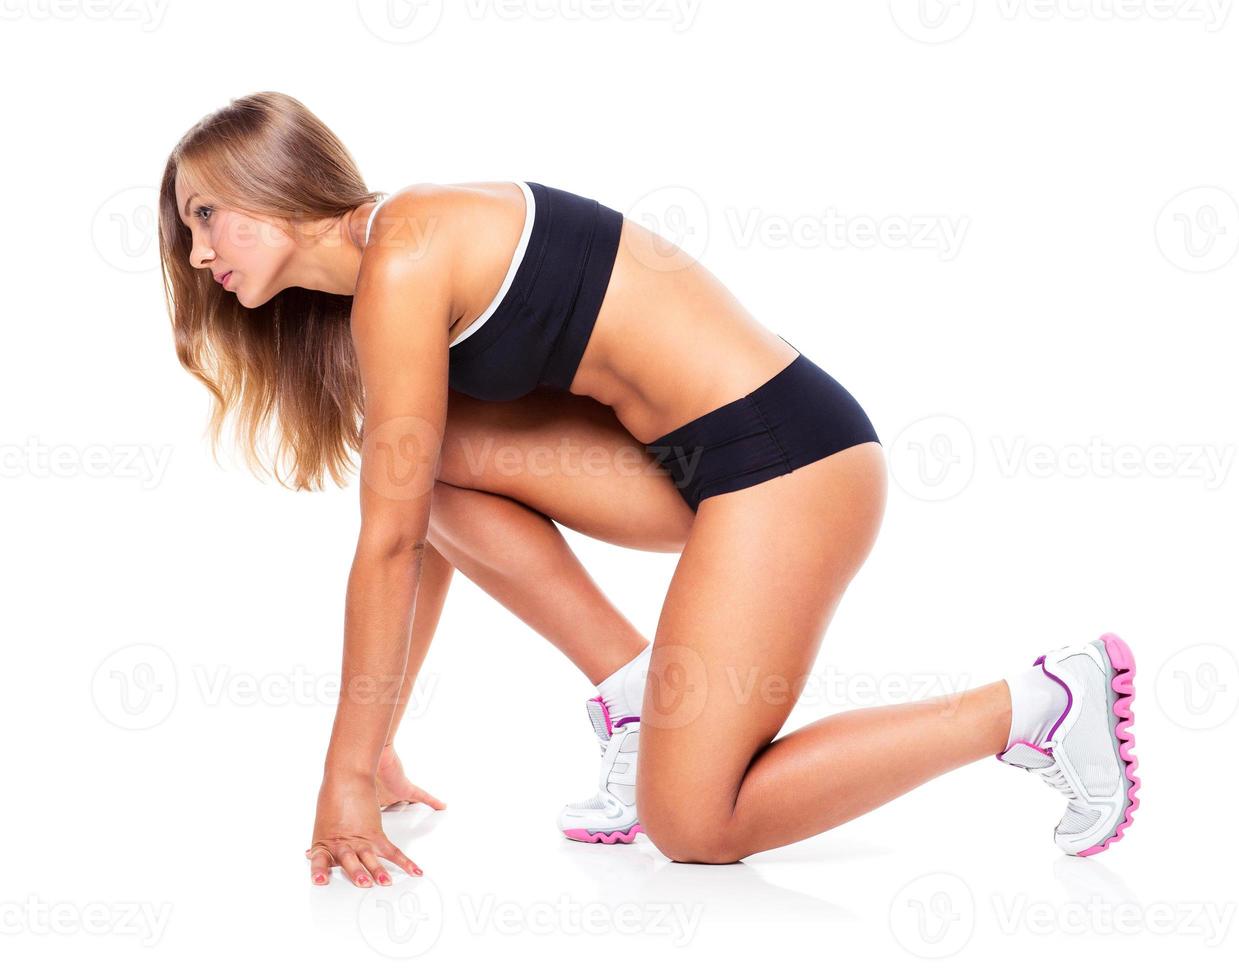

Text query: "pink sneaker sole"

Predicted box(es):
[562, 823, 643, 844]
[1075, 631, 1140, 856]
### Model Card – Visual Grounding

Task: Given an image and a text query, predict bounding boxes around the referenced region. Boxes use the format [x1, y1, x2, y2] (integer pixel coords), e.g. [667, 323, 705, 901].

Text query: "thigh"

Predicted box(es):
[637, 442, 887, 852]
[437, 385, 695, 552]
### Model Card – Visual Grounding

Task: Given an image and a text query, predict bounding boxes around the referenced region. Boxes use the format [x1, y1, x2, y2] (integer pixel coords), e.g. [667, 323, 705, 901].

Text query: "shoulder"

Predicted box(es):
[358, 183, 469, 288]
[353, 184, 476, 338]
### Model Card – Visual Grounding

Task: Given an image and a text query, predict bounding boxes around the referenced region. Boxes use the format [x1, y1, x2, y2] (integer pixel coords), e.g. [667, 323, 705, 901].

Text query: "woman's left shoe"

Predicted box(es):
[557, 696, 642, 844]
[996, 633, 1140, 856]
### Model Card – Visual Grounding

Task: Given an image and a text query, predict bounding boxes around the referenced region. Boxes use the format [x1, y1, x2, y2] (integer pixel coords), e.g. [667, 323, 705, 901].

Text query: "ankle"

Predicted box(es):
[1003, 663, 1069, 750]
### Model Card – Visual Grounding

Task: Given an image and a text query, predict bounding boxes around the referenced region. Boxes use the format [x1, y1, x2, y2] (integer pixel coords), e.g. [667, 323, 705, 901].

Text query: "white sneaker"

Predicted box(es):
[557, 696, 642, 844]
[997, 632, 1140, 856]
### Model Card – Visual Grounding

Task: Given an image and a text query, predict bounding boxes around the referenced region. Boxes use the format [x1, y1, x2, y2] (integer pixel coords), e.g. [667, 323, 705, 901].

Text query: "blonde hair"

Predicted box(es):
[159, 91, 382, 491]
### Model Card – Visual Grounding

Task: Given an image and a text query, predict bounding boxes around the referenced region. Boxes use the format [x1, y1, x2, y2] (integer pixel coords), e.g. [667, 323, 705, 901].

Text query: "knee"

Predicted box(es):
[640, 811, 745, 865]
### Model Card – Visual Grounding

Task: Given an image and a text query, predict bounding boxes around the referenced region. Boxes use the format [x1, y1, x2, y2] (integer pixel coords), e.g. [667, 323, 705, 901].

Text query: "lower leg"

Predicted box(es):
[426, 480, 649, 684]
[715, 680, 1013, 861]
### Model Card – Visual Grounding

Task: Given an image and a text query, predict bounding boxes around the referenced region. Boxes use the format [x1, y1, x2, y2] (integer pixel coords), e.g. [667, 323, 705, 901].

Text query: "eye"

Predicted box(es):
[193, 205, 214, 221]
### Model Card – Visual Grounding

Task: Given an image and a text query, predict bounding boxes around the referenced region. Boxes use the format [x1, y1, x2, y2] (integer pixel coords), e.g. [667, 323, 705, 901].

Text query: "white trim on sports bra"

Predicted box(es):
[449, 180, 536, 348]
[363, 183, 535, 349]
[364, 193, 386, 246]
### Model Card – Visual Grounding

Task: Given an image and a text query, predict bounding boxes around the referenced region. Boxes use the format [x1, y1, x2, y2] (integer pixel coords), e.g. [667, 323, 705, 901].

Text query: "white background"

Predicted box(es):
[2, 0, 1236, 973]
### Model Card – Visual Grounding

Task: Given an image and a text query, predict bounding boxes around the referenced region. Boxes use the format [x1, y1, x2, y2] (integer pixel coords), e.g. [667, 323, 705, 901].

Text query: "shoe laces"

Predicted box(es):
[1038, 762, 1078, 801]
[1036, 759, 1094, 825]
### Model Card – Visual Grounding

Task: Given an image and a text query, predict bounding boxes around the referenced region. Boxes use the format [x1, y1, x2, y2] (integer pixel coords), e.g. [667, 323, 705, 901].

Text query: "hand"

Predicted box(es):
[376, 745, 447, 812]
[306, 774, 423, 887]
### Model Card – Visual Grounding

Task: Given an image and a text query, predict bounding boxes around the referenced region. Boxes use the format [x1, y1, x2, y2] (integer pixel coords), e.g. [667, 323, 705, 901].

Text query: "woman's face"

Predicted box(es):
[174, 171, 294, 308]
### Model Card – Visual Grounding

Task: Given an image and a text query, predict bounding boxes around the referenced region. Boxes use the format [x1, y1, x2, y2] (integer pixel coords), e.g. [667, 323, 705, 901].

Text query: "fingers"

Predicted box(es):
[336, 848, 375, 887]
[379, 838, 423, 878]
[305, 838, 422, 888]
[413, 789, 447, 810]
[355, 846, 393, 886]
[306, 844, 333, 886]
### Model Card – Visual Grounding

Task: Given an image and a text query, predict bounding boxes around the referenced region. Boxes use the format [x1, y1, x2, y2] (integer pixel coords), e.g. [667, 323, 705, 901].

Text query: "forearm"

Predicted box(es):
[323, 542, 424, 781]
[383, 539, 454, 748]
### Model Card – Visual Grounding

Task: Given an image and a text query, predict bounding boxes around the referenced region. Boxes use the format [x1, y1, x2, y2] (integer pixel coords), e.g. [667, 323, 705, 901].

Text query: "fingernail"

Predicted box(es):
[377, 874, 390, 885]
[358, 876, 371, 886]
[413, 868, 423, 876]
[313, 874, 326, 884]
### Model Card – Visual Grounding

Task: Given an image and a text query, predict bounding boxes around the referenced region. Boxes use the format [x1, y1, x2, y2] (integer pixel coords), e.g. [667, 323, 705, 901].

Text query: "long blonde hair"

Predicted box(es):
[159, 91, 383, 491]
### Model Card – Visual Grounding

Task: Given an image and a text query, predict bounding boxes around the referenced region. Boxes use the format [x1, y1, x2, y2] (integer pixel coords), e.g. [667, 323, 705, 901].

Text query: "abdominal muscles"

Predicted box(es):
[571, 217, 800, 444]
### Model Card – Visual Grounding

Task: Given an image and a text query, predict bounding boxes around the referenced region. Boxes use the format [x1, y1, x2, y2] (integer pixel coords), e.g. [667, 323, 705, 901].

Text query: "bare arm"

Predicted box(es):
[308, 189, 456, 886]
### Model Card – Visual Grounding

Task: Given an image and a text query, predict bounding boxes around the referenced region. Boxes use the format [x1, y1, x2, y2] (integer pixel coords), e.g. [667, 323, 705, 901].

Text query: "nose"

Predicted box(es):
[189, 240, 214, 270]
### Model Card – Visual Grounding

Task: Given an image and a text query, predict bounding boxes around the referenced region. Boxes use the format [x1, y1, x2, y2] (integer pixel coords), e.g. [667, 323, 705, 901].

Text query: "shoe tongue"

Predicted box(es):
[586, 697, 613, 742]
[998, 741, 1054, 769]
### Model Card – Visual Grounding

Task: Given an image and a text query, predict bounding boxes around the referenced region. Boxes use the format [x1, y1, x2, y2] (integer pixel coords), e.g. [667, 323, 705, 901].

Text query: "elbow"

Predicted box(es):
[359, 528, 429, 564]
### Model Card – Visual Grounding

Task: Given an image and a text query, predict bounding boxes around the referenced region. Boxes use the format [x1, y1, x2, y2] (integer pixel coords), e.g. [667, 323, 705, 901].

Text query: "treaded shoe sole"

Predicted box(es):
[1075, 631, 1140, 856]
[561, 823, 643, 844]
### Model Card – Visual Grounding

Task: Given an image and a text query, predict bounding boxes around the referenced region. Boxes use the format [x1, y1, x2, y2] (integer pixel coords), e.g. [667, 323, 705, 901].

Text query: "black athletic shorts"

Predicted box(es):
[641, 341, 880, 512]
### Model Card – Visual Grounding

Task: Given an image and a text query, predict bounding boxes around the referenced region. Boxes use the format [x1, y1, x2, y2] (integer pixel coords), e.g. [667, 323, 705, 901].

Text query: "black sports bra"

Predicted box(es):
[367, 180, 624, 401]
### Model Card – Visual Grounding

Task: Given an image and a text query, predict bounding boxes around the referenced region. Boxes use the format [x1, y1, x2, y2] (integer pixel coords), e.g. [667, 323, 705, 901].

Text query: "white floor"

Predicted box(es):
[9, 599, 1232, 974]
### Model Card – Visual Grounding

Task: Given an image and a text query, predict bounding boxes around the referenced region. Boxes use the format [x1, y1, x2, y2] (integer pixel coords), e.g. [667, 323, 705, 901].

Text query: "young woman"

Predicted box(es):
[160, 92, 1139, 889]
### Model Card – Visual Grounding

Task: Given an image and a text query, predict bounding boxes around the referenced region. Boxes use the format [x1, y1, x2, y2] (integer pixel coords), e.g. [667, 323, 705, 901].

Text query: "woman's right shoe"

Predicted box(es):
[996, 633, 1140, 856]
[557, 696, 642, 844]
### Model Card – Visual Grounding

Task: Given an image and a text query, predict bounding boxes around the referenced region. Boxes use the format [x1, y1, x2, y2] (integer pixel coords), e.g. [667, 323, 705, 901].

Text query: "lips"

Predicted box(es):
[215, 271, 233, 287]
